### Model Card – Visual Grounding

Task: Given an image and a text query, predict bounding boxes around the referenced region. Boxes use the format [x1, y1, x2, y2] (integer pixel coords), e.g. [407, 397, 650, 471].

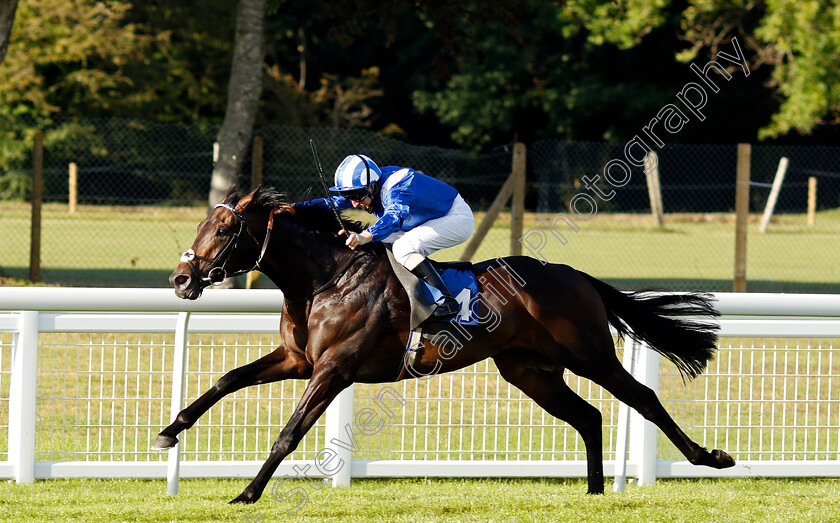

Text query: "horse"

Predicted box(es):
[154, 185, 735, 503]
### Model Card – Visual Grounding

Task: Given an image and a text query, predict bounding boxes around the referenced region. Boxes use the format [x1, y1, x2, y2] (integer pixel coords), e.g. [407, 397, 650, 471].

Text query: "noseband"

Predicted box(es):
[179, 203, 263, 285]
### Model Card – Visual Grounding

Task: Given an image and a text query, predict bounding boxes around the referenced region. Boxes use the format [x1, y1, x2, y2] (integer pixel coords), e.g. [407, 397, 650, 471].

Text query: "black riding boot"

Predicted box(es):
[411, 259, 461, 317]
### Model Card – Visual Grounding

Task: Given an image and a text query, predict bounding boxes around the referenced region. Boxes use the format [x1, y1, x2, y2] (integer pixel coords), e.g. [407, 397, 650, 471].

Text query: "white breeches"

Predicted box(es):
[384, 195, 475, 269]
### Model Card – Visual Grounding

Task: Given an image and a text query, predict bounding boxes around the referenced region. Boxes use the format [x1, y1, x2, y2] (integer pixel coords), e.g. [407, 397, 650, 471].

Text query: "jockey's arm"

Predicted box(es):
[364, 176, 413, 240]
[295, 195, 352, 211]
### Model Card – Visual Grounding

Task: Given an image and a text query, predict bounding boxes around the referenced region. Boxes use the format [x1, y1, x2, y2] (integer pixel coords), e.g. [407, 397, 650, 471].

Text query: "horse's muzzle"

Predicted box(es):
[170, 266, 203, 300]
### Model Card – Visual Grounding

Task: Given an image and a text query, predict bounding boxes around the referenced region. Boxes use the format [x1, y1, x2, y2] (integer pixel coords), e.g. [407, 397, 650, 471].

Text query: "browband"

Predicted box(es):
[214, 203, 242, 217]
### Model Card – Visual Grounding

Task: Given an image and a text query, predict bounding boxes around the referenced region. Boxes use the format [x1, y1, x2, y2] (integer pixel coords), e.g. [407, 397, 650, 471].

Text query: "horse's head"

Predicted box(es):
[170, 185, 294, 299]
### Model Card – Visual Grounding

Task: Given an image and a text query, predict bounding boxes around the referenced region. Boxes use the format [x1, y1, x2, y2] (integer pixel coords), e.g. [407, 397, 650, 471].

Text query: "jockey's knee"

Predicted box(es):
[401, 252, 426, 270]
[392, 239, 425, 267]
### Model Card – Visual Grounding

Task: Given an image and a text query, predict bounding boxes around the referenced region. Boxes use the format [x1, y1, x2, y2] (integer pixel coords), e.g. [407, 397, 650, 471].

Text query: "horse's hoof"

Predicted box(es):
[229, 491, 258, 504]
[151, 434, 178, 450]
[711, 449, 735, 468]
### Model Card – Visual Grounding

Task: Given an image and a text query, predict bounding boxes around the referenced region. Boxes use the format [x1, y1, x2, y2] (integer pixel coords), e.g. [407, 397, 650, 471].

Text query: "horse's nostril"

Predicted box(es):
[174, 274, 189, 287]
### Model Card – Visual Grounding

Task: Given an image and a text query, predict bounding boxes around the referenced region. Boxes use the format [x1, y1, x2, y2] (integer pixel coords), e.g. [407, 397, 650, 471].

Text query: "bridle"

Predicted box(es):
[180, 203, 289, 285]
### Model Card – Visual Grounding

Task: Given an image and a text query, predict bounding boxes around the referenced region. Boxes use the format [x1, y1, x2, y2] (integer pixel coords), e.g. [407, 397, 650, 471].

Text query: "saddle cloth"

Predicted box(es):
[385, 247, 479, 330]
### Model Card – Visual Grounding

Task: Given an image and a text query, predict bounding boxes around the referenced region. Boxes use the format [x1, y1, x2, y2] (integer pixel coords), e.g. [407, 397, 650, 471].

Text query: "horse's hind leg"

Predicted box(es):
[575, 350, 735, 469]
[152, 346, 311, 450]
[493, 350, 605, 494]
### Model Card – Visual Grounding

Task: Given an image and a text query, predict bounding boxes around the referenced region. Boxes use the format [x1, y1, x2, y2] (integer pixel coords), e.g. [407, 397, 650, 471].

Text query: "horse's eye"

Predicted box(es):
[216, 228, 229, 238]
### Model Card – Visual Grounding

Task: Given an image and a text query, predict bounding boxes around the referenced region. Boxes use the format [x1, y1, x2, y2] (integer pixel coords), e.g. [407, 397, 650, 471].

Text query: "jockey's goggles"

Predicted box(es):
[338, 188, 371, 201]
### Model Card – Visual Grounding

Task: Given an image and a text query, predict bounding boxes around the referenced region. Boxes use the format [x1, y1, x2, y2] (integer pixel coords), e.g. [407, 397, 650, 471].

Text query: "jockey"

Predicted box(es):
[299, 154, 475, 317]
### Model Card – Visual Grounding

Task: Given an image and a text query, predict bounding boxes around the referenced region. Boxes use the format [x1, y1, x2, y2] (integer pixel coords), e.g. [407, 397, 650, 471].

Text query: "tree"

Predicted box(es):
[752, 1, 840, 138]
[0, 0, 141, 181]
[593, 0, 840, 140]
[413, 0, 840, 146]
[412, 1, 683, 148]
[0, 0, 139, 121]
[207, 0, 266, 207]
[0, 0, 17, 65]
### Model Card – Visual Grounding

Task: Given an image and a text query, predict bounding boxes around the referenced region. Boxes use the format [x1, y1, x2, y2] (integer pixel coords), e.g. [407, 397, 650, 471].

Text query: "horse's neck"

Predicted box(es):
[259, 231, 354, 301]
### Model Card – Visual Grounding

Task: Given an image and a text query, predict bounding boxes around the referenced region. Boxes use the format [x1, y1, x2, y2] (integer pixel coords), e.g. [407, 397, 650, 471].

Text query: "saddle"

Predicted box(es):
[384, 247, 477, 330]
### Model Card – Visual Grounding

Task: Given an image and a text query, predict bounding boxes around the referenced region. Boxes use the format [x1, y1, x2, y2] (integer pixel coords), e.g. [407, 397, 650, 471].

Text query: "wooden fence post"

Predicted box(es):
[68, 162, 78, 214]
[644, 152, 664, 227]
[759, 157, 788, 233]
[247, 136, 264, 289]
[510, 143, 526, 256]
[807, 177, 817, 227]
[29, 132, 44, 283]
[733, 143, 750, 293]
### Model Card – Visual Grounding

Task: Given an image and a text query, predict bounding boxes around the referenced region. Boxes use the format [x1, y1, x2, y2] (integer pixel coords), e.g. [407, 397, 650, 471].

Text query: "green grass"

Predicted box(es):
[2, 201, 840, 291]
[1, 477, 839, 522]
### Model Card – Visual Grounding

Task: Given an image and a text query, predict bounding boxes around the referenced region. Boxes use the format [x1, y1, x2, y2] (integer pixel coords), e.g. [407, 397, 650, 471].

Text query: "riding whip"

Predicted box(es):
[309, 139, 349, 235]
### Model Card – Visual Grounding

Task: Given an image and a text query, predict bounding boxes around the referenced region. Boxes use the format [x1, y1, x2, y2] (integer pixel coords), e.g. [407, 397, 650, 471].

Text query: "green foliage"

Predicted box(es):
[0, 169, 28, 199]
[677, 0, 840, 140]
[676, 0, 755, 63]
[1, 0, 838, 154]
[568, 0, 671, 49]
[412, 1, 680, 149]
[755, 0, 840, 138]
[413, 2, 572, 149]
[0, 0, 140, 121]
[0, 0, 235, 128]
[413, 0, 840, 147]
[414, 70, 539, 149]
[0, 0, 140, 179]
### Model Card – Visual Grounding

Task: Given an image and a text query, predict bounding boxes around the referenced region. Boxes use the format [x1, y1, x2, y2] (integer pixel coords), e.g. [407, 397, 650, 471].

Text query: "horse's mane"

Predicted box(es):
[224, 185, 364, 236]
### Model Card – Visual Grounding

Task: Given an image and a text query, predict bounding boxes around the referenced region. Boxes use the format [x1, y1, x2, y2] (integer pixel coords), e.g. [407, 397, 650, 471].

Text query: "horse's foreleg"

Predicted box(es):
[152, 346, 311, 450]
[229, 362, 350, 504]
[493, 350, 605, 494]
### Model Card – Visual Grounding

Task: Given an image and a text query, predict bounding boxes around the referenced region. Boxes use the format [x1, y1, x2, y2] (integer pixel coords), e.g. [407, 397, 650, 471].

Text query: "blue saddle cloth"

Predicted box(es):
[418, 267, 480, 325]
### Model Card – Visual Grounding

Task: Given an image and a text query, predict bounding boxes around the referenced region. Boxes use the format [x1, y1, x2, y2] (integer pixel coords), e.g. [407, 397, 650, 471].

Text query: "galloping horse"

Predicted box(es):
[155, 185, 734, 503]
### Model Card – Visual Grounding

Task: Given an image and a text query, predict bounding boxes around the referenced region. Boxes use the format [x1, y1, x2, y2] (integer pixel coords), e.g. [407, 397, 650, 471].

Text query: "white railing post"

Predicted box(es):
[613, 336, 638, 492]
[167, 312, 190, 495]
[629, 342, 659, 486]
[324, 385, 355, 486]
[9, 311, 38, 483]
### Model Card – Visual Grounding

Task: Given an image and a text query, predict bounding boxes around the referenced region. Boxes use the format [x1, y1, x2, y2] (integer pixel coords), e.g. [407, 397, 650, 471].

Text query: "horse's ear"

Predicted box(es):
[223, 185, 238, 201]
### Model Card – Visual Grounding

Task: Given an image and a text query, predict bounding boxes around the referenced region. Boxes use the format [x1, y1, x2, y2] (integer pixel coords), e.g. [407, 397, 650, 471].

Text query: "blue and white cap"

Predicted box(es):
[330, 154, 382, 192]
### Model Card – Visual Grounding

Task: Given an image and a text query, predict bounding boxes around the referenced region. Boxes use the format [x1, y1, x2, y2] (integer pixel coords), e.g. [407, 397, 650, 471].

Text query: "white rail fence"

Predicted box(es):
[1, 288, 839, 496]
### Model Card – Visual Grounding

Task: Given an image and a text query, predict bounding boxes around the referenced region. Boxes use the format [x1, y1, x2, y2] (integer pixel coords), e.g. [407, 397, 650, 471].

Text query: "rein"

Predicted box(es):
[182, 200, 368, 301]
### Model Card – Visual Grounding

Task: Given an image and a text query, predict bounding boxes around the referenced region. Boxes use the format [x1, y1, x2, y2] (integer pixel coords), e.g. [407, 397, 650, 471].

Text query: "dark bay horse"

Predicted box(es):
[155, 185, 734, 503]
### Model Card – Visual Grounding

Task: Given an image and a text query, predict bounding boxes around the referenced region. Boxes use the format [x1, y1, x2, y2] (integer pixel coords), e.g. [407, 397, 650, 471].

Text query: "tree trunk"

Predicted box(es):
[208, 0, 265, 207]
[0, 0, 19, 65]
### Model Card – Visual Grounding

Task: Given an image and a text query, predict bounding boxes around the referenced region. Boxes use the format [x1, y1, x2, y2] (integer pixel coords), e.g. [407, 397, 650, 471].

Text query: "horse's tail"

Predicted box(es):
[579, 272, 720, 380]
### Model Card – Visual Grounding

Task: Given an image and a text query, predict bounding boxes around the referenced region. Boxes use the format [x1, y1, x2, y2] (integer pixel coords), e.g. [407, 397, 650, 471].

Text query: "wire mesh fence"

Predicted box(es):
[530, 140, 840, 292]
[7, 318, 840, 473]
[658, 336, 840, 462]
[1, 117, 840, 291]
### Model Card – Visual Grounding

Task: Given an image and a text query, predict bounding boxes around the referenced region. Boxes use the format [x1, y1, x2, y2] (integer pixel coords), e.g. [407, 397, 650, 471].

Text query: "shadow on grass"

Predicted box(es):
[2, 266, 837, 293]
